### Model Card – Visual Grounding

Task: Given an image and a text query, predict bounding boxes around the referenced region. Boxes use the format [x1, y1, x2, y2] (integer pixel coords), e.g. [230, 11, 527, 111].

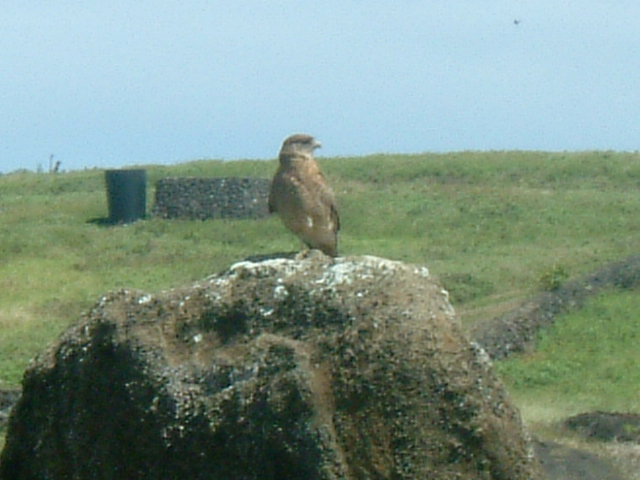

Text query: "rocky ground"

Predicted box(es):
[470, 255, 640, 480]
[470, 256, 640, 360]
[2, 256, 640, 478]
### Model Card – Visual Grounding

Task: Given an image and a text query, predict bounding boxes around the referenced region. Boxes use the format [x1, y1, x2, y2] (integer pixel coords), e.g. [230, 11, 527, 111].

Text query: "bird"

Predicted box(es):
[268, 133, 340, 257]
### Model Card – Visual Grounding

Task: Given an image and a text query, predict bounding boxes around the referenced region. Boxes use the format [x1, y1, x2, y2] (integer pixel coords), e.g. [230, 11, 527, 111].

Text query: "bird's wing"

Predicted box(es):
[309, 172, 339, 232]
[268, 167, 290, 213]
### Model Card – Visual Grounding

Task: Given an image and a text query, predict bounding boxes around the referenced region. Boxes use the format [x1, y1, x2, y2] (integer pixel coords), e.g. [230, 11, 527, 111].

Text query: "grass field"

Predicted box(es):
[1, 150, 640, 439]
[496, 289, 640, 424]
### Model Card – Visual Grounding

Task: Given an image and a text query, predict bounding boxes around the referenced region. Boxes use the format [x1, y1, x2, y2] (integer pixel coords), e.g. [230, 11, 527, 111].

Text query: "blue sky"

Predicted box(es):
[2, 1, 639, 172]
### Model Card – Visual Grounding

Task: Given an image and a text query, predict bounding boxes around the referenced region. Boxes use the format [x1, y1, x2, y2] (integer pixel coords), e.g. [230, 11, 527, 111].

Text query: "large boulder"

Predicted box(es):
[0, 253, 543, 480]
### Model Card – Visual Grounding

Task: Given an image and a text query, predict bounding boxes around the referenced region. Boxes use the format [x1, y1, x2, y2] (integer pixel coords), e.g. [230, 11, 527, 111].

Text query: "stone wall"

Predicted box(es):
[152, 177, 270, 220]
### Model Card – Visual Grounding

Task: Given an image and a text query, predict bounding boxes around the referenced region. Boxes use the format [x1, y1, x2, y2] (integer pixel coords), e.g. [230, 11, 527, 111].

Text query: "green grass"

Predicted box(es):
[495, 290, 640, 424]
[1, 150, 640, 431]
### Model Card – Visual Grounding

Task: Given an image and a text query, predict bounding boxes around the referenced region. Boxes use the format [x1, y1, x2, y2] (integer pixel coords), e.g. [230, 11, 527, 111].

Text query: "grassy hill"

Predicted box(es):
[2, 150, 640, 435]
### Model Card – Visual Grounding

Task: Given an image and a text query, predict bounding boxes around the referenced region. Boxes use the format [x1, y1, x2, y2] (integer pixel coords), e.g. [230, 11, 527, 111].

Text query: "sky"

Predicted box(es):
[1, 1, 639, 172]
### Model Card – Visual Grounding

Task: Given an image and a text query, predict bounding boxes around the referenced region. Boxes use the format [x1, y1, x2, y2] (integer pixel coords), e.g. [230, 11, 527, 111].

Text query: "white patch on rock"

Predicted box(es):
[137, 294, 154, 305]
[415, 266, 430, 278]
[273, 284, 289, 301]
[228, 259, 302, 280]
[315, 262, 360, 286]
[259, 307, 275, 317]
[313, 256, 403, 287]
[469, 341, 493, 369]
[439, 288, 456, 316]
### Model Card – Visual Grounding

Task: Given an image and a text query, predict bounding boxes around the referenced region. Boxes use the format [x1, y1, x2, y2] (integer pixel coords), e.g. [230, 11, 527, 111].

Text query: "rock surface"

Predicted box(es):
[0, 390, 20, 433]
[0, 253, 542, 480]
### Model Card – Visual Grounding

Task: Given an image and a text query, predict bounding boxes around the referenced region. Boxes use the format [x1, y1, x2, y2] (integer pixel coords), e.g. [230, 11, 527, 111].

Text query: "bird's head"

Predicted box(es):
[279, 133, 322, 157]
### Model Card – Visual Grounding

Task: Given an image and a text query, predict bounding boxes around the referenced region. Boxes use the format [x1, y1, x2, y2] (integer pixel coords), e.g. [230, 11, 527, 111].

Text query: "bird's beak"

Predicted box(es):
[314, 140, 322, 150]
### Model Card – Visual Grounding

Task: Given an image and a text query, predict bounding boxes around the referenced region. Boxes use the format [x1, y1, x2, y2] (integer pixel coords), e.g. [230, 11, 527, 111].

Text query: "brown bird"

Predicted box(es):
[268, 133, 340, 257]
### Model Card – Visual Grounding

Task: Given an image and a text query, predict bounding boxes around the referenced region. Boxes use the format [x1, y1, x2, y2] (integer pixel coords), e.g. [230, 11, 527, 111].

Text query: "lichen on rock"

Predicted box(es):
[0, 253, 543, 479]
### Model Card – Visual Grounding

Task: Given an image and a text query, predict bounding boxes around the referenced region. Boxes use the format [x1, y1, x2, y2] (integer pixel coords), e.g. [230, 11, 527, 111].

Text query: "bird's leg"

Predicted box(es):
[295, 246, 312, 260]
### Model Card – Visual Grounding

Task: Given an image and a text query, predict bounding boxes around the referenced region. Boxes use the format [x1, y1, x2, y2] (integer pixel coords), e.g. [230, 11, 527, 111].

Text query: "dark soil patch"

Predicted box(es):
[564, 412, 640, 444]
[534, 440, 626, 480]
